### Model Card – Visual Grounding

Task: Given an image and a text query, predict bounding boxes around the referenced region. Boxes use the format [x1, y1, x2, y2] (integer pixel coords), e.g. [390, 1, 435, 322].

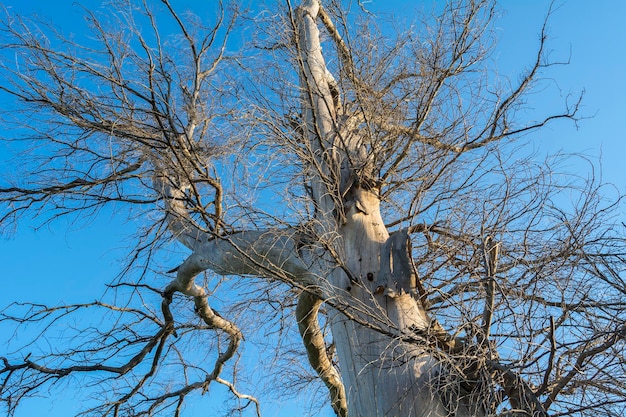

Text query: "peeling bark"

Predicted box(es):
[377, 228, 418, 297]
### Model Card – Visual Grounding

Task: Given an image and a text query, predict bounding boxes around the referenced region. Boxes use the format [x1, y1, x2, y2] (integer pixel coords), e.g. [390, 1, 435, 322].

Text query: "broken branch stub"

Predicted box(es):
[377, 229, 418, 298]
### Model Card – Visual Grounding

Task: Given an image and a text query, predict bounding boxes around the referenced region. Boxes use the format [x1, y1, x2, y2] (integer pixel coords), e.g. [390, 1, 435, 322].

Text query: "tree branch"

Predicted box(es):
[480, 235, 499, 343]
[488, 360, 549, 417]
[296, 290, 347, 417]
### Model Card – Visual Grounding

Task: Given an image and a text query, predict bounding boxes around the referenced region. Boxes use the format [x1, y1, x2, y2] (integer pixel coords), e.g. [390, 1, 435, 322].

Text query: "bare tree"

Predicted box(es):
[1, 1, 625, 416]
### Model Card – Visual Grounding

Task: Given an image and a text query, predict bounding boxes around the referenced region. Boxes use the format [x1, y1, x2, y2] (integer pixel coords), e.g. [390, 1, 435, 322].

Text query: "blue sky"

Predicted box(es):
[1, 1, 625, 416]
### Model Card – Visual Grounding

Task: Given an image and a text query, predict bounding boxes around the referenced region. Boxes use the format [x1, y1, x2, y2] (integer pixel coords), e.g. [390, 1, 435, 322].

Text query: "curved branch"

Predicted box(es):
[296, 291, 347, 417]
[153, 172, 204, 250]
[317, 5, 364, 95]
[0, 301, 173, 379]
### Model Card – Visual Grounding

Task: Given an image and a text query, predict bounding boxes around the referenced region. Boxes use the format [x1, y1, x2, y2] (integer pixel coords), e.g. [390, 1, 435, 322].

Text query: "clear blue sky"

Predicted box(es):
[1, 1, 625, 416]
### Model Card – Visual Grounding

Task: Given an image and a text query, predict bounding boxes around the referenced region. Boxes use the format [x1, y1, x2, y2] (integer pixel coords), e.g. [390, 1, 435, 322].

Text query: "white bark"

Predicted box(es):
[155, 1, 485, 415]
[327, 196, 453, 417]
[170, 229, 322, 295]
[155, 170, 323, 294]
[293, 3, 483, 416]
[297, 0, 341, 231]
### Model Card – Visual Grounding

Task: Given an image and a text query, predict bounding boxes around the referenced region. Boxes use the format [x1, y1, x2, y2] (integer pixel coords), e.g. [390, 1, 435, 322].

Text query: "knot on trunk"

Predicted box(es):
[376, 228, 418, 298]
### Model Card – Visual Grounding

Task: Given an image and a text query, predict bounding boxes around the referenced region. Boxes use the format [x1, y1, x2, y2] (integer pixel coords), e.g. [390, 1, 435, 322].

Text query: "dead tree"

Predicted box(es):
[1, 1, 624, 416]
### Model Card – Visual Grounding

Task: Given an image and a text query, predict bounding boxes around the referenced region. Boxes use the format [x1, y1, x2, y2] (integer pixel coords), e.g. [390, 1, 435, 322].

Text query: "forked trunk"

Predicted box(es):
[294, 1, 485, 415]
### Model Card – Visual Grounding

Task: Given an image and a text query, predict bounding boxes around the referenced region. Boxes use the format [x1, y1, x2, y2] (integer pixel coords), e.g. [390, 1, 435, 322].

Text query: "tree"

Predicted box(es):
[1, 0, 624, 416]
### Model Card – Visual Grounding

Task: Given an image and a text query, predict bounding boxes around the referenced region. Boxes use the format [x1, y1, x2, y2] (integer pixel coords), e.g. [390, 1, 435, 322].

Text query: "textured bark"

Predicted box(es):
[152, 2, 490, 415]
[2, 1, 622, 416]
[292, 3, 482, 415]
[297, 291, 348, 417]
[328, 193, 448, 417]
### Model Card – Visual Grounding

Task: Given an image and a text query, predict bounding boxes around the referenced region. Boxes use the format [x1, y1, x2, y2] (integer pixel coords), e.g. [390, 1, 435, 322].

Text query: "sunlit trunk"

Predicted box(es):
[293, 2, 485, 415]
[327, 189, 462, 417]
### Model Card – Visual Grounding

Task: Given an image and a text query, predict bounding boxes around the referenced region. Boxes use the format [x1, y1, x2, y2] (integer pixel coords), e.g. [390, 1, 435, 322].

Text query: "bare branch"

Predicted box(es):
[296, 291, 347, 417]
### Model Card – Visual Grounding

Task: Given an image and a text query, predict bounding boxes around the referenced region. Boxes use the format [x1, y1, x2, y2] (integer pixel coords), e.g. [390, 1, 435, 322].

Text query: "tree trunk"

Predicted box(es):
[160, 2, 487, 415]
[294, 2, 482, 416]
[327, 189, 479, 417]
